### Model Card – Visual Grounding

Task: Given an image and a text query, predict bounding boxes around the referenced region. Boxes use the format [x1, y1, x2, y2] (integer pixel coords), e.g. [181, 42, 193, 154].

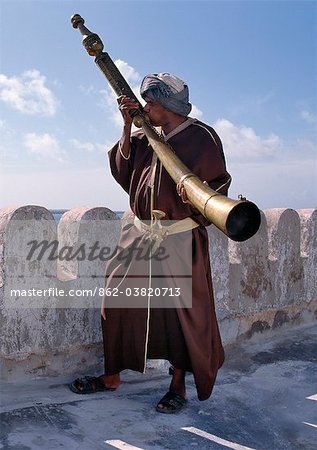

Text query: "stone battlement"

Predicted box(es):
[0, 205, 316, 380]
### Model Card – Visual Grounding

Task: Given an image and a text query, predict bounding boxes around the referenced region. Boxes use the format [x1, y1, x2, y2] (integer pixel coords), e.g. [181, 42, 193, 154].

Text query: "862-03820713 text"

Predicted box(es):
[9, 287, 182, 298]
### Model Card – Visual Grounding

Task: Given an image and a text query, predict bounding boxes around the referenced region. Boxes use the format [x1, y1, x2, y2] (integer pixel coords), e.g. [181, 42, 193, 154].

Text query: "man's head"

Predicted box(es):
[140, 73, 192, 124]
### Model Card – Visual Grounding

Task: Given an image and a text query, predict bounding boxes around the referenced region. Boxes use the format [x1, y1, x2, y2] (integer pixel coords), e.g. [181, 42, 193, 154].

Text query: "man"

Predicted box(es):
[70, 73, 231, 413]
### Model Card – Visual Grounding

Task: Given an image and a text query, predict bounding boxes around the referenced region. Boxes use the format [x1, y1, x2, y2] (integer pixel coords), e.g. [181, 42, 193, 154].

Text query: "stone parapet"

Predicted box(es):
[0, 205, 316, 380]
[208, 207, 316, 343]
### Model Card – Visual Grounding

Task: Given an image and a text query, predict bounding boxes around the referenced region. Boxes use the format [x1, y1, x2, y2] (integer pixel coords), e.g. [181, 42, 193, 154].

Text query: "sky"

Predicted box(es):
[0, 0, 316, 212]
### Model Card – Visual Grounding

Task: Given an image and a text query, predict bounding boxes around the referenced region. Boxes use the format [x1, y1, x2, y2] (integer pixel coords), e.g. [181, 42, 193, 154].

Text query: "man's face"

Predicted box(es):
[143, 97, 170, 127]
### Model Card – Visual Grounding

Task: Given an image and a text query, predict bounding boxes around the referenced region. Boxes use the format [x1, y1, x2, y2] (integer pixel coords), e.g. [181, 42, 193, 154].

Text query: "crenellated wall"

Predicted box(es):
[208, 208, 316, 342]
[0, 205, 316, 380]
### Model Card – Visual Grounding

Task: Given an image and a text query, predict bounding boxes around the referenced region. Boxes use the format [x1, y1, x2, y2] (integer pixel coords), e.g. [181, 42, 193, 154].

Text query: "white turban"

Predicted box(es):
[140, 73, 192, 116]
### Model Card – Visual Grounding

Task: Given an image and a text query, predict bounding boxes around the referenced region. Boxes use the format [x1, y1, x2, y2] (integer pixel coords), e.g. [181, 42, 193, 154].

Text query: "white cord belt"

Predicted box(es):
[134, 210, 199, 252]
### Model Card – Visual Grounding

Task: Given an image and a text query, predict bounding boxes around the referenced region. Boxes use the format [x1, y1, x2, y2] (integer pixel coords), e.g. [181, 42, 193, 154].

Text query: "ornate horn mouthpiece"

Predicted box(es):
[71, 14, 104, 56]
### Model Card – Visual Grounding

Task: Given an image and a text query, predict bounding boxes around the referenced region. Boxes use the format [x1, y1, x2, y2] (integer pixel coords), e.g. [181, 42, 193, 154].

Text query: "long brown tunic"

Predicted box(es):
[102, 118, 231, 401]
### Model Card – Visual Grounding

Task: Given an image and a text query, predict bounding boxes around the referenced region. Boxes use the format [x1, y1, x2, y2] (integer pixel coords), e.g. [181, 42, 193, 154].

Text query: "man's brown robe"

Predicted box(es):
[102, 118, 231, 401]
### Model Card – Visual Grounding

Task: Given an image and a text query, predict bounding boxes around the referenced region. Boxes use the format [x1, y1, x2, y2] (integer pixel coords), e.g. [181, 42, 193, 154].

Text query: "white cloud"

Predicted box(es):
[79, 84, 95, 95]
[0, 168, 129, 211]
[98, 88, 124, 128]
[96, 142, 112, 153]
[68, 138, 110, 154]
[210, 118, 316, 207]
[295, 138, 316, 151]
[1, 157, 315, 211]
[0, 144, 15, 163]
[300, 110, 317, 125]
[213, 118, 282, 160]
[0, 70, 59, 116]
[69, 138, 95, 152]
[98, 60, 143, 127]
[190, 104, 203, 119]
[23, 133, 66, 162]
[0, 118, 14, 136]
[2, 119, 316, 211]
[227, 157, 316, 210]
[115, 59, 142, 86]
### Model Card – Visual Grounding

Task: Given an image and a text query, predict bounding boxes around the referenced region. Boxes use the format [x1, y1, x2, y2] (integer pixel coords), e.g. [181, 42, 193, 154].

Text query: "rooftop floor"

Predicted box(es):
[1, 323, 317, 450]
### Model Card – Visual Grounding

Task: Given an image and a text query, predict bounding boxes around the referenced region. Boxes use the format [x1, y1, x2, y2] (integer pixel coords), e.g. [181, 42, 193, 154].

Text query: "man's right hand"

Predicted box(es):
[117, 95, 140, 126]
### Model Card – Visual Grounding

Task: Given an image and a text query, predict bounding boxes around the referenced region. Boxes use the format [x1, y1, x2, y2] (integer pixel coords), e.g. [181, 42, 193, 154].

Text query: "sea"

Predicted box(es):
[50, 210, 124, 222]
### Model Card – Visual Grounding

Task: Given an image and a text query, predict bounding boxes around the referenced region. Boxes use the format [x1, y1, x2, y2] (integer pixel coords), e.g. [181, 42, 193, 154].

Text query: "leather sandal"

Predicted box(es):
[69, 376, 116, 394]
[156, 391, 187, 414]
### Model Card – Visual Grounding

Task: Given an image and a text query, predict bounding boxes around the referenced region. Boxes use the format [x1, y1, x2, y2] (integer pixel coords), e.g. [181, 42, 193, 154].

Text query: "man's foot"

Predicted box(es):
[99, 374, 120, 390]
[169, 368, 186, 398]
[156, 367, 187, 413]
[156, 391, 187, 414]
[69, 374, 120, 394]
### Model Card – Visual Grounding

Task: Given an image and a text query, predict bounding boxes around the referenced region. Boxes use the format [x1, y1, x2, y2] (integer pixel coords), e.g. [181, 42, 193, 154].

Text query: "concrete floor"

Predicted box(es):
[1, 323, 316, 450]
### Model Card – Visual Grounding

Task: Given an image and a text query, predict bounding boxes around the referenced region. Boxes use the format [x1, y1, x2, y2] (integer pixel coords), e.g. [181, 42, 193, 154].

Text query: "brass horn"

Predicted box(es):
[71, 14, 261, 242]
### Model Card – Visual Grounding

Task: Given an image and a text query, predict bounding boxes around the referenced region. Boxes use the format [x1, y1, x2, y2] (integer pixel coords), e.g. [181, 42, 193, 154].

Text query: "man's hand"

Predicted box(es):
[117, 95, 140, 126]
[176, 182, 190, 204]
[176, 180, 209, 206]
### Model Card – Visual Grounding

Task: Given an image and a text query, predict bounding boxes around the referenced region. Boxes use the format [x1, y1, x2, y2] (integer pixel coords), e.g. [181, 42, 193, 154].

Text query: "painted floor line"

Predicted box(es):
[104, 440, 144, 450]
[303, 422, 317, 429]
[182, 427, 257, 450]
[306, 394, 317, 401]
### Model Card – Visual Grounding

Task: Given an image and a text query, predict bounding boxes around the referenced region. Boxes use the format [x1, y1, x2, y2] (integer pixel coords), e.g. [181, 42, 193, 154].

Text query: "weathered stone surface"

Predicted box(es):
[298, 208, 317, 303]
[247, 320, 271, 337]
[208, 224, 229, 320]
[265, 208, 303, 307]
[272, 310, 290, 329]
[228, 211, 272, 315]
[0, 205, 121, 379]
[57, 206, 120, 281]
[0, 205, 316, 380]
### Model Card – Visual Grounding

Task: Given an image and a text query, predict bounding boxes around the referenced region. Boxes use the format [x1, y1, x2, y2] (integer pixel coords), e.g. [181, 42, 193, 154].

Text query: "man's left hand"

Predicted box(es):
[176, 182, 190, 204]
[176, 180, 209, 207]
